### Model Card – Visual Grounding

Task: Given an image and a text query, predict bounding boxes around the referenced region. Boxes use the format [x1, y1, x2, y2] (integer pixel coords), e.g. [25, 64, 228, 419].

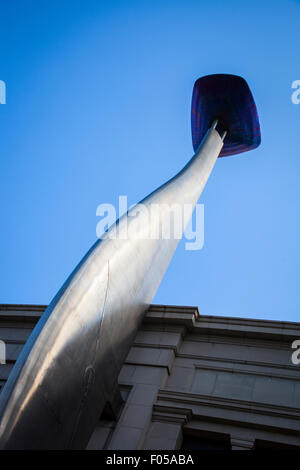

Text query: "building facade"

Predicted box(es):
[1, 303, 300, 450]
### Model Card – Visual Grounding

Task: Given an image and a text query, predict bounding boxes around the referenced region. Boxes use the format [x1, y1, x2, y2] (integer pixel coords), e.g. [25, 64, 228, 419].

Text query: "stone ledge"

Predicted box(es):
[157, 389, 300, 419]
[146, 305, 300, 342]
[0, 304, 45, 324]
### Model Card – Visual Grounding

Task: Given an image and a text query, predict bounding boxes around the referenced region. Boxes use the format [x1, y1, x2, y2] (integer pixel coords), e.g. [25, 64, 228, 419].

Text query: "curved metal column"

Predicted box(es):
[0, 126, 223, 449]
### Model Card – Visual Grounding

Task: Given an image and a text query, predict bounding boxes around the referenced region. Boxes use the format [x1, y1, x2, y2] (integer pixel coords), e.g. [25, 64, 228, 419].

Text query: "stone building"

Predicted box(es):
[1, 303, 300, 450]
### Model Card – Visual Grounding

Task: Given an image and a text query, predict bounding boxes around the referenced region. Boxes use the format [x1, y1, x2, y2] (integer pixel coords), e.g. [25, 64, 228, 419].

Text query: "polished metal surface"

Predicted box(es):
[0, 124, 224, 449]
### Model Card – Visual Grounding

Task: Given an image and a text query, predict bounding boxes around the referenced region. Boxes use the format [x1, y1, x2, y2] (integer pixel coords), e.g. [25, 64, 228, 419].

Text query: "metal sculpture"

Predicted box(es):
[0, 74, 261, 449]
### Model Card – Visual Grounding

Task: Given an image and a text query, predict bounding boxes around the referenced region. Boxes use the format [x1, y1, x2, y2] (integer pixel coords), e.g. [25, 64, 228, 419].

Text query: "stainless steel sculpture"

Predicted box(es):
[0, 74, 261, 449]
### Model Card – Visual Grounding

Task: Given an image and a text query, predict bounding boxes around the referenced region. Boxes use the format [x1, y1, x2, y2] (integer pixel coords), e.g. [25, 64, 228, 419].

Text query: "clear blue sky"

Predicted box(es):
[0, 0, 299, 322]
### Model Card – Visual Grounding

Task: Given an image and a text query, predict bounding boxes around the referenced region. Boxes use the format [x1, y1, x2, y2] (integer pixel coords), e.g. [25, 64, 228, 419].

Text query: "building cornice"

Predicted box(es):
[147, 305, 300, 342]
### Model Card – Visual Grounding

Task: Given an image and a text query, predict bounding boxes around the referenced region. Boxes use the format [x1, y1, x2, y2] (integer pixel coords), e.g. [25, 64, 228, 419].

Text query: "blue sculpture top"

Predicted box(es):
[191, 74, 261, 157]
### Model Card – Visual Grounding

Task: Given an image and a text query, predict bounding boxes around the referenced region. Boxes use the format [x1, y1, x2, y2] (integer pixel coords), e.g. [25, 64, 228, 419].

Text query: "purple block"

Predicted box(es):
[191, 74, 261, 157]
